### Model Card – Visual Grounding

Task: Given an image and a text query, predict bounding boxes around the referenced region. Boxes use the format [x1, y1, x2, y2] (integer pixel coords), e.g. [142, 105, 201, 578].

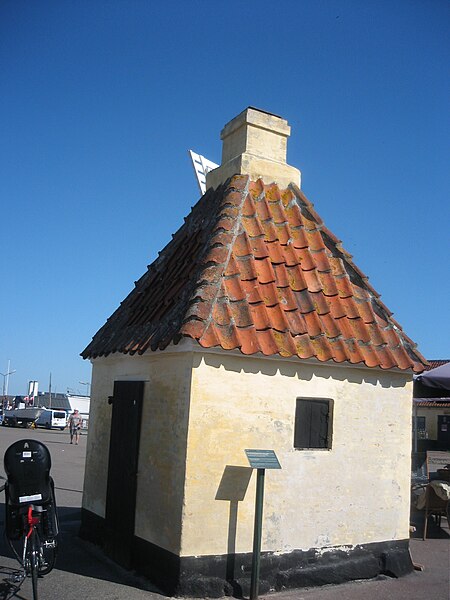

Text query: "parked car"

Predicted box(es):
[35, 409, 67, 430]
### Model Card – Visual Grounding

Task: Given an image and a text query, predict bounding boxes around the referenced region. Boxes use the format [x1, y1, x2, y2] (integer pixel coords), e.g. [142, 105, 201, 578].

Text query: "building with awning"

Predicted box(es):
[414, 360, 450, 451]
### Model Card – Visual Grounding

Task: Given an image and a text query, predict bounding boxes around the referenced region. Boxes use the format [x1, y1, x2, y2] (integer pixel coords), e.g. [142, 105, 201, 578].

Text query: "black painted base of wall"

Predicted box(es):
[80, 508, 413, 598]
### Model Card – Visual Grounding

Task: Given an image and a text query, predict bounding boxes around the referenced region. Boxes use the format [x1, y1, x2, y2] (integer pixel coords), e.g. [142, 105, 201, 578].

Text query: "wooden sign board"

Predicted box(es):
[426, 450, 450, 476]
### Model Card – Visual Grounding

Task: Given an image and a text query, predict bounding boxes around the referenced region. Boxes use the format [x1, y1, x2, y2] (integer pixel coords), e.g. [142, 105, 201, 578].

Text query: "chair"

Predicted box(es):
[423, 484, 450, 540]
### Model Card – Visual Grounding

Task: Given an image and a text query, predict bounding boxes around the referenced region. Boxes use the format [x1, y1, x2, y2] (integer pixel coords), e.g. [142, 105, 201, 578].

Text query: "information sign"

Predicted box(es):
[245, 449, 281, 470]
[244, 449, 281, 600]
[426, 450, 450, 476]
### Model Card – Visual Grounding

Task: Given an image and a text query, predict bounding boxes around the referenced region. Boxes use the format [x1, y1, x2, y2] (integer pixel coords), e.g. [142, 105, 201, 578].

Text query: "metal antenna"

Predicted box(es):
[188, 150, 219, 195]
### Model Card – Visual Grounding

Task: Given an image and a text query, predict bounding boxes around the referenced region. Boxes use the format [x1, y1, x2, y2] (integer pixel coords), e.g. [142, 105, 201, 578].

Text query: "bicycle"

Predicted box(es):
[3, 439, 59, 600]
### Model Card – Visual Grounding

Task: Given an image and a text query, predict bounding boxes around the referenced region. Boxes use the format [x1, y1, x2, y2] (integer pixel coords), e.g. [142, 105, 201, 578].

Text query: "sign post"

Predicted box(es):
[245, 449, 281, 600]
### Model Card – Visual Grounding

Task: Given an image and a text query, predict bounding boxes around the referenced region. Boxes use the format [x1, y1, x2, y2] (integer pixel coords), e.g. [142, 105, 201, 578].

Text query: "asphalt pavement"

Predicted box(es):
[0, 426, 448, 600]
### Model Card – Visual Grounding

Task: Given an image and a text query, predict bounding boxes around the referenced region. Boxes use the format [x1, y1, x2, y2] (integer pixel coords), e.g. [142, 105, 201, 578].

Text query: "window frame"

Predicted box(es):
[413, 415, 426, 439]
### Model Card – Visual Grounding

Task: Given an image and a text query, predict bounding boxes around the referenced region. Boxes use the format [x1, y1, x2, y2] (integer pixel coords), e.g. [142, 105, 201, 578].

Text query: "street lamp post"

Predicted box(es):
[79, 381, 91, 396]
[1, 361, 16, 397]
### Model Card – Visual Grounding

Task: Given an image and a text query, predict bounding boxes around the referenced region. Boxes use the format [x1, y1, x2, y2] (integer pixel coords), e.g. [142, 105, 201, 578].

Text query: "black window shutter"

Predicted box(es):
[294, 400, 311, 448]
[295, 398, 330, 449]
[309, 400, 329, 448]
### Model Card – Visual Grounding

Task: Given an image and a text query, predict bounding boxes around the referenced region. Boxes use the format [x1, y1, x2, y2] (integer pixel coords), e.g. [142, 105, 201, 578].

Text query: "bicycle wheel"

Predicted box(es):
[29, 529, 39, 600]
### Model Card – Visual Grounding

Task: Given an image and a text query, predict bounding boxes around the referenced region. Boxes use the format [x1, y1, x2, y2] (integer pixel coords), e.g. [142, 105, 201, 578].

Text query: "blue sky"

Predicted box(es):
[1, 0, 449, 397]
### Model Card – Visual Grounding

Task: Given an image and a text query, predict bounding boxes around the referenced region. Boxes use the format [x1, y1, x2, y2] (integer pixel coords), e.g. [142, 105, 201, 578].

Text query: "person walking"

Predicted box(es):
[68, 409, 82, 444]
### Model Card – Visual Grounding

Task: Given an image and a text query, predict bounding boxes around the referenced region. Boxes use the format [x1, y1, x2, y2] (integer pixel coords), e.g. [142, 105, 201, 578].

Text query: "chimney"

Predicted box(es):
[206, 107, 301, 190]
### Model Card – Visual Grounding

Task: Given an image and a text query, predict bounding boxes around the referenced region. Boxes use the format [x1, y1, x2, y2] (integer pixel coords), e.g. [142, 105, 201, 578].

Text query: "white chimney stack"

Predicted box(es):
[206, 107, 301, 190]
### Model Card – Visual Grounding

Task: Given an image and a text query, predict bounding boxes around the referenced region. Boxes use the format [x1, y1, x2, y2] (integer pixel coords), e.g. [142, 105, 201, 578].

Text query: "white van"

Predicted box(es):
[35, 409, 67, 430]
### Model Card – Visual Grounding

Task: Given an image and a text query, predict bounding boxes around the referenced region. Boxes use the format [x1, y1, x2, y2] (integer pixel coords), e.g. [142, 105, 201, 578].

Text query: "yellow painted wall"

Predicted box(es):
[417, 406, 450, 440]
[82, 351, 192, 554]
[83, 347, 413, 560]
[181, 352, 413, 557]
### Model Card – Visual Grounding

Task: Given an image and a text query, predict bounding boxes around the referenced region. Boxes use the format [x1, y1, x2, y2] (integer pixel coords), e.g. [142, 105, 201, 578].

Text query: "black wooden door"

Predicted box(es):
[437, 415, 450, 449]
[105, 380, 144, 568]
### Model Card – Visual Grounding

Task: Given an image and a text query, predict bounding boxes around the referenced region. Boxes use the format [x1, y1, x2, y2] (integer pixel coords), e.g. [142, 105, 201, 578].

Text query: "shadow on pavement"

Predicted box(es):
[410, 508, 450, 540]
[0, 503, 163, 598]
[0, 567, 26, 600]
[36, 440, 70, 446]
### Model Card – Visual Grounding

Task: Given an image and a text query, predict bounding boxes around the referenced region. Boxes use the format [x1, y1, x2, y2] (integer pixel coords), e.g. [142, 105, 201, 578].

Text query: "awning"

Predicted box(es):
[416, 361, 450, 391]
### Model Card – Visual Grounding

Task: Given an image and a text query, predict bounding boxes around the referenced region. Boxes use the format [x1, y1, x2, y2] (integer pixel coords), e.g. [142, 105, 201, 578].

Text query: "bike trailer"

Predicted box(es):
[4, 439, 59, 541]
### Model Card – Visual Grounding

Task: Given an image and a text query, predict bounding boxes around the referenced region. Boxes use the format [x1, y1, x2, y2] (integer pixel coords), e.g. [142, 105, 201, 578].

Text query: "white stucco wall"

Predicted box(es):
[181, 351, 413, 557]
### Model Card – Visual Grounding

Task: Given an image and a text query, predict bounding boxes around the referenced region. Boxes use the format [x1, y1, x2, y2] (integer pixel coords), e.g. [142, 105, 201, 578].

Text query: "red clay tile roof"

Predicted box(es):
[414, 399, 450, 407]
[82, 175, 427, 372]
[423, 360, 450, 371]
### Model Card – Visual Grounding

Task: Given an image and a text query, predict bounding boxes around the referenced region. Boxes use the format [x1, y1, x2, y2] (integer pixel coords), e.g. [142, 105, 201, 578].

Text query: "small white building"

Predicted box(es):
[66, 393, 90, 415]
[67, 394, 90, 428]
[81, 108, 426, 596]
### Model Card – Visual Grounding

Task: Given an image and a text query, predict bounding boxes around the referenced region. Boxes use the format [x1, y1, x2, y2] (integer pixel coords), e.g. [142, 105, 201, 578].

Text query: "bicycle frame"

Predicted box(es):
[22, 505, 40, 567]
[4, 503, 57, 600]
